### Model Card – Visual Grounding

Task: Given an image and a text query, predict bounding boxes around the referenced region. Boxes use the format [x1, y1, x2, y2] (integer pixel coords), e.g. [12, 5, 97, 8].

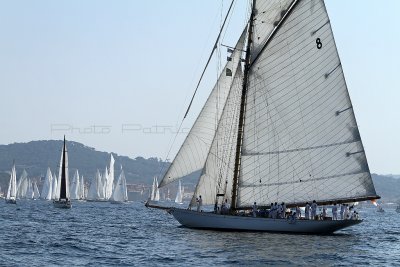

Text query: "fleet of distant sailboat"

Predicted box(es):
[4, 137, 128, 206]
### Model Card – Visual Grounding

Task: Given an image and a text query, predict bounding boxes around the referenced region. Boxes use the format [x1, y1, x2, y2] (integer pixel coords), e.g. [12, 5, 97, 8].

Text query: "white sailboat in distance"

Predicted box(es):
[41, 167, 53, 200]
[53, 136, 72, 208]
[146, 0, 380, 234]
[110, 167, 128, 204]
[148, 176, 160, 202]
[174, 180, 184, 204]
[5, 162, 17, 204]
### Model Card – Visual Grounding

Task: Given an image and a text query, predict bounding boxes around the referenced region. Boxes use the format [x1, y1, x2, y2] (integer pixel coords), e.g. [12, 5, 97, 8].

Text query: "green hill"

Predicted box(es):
[372, 173, 400, 202]
[0, 140, 169, 192]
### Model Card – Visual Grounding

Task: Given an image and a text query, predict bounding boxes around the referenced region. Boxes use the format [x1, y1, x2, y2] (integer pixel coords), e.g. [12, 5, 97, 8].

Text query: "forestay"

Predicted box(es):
[238, 0, 377, 207]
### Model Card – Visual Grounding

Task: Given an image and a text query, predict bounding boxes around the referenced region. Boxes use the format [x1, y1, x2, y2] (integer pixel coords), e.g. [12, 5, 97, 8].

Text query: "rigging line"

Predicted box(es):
[157, 119, 185, 179]
[183, 0, 236, 119]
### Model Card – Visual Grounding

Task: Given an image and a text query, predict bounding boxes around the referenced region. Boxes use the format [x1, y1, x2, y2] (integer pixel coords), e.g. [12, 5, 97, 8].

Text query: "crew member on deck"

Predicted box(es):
[322, 206, 327, 219]
[282, 202, 286, 218]
[305, 202, 310, 219]
[340, 204, 345, 220]
[197, 195, 203, 212]
[221, 199, 229, 214]
[252, 202, 257, 217]
[311, 200, 318, 219]
[269, 203, 274, 218]
[296, 206, 301, 219]
[332, 203, 338, 220]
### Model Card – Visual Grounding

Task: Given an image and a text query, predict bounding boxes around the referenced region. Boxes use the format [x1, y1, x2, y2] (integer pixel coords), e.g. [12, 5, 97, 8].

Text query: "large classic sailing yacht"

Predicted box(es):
[147, 0, 380, 233]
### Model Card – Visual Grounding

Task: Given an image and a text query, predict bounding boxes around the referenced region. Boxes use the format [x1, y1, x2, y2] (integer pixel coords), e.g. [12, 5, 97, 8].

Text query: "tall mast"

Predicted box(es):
[60, 136, 67, 200]
[230, 0, 255, 211]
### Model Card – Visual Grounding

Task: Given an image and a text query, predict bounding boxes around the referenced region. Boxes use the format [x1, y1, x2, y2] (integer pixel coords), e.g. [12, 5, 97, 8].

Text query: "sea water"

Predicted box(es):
[0, 201, 399, 266]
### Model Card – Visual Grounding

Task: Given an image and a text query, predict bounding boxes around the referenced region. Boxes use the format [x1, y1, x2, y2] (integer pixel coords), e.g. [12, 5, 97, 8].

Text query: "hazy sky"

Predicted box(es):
[0, 0, 399, 174]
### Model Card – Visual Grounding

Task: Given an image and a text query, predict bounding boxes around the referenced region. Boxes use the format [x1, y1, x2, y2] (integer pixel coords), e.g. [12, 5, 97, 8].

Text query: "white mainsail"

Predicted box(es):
[41, 167, 53, 200]
[110, 169, 128, 203]
[251, 0, 294, 60]
[157, 0, 378, 211]
[70, 169, 80, 200]
[238, 0, 376, 207]
[6, 163, 17, 202]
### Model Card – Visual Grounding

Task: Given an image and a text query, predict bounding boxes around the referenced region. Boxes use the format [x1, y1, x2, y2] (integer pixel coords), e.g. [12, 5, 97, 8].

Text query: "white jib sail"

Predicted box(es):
[159, 27, 247, 188]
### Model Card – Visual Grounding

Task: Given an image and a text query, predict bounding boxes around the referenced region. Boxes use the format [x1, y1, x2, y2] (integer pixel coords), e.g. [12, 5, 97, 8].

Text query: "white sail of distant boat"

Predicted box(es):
[98, 167, 108, 200]
[147, 0, 380, 233]
[16, 169, 28, 199]
[106, 154, 115, 199]
[41, 167, 53, 200]
[86, 175, 97, 201]
[5, 162, 17, 204]
[33, 181, 40, 199]
[166, 188, 171, 201]
[52, 173, 58, 200]
[174, 180, 184, 204]
[79, 175, 85, 199]
[110, 168, 128, 203]
[53, 136, 71, 208]
[87, 170, 103, 201]
[70, 169, 80, 200]
[150, 176, 160, 201]
[26, 178, 34, 199]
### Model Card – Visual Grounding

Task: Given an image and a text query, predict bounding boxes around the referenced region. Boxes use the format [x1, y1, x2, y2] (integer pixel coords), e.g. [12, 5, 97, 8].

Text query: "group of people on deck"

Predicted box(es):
[249, 200, 359, 220]
[196, 196, 359, 220]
